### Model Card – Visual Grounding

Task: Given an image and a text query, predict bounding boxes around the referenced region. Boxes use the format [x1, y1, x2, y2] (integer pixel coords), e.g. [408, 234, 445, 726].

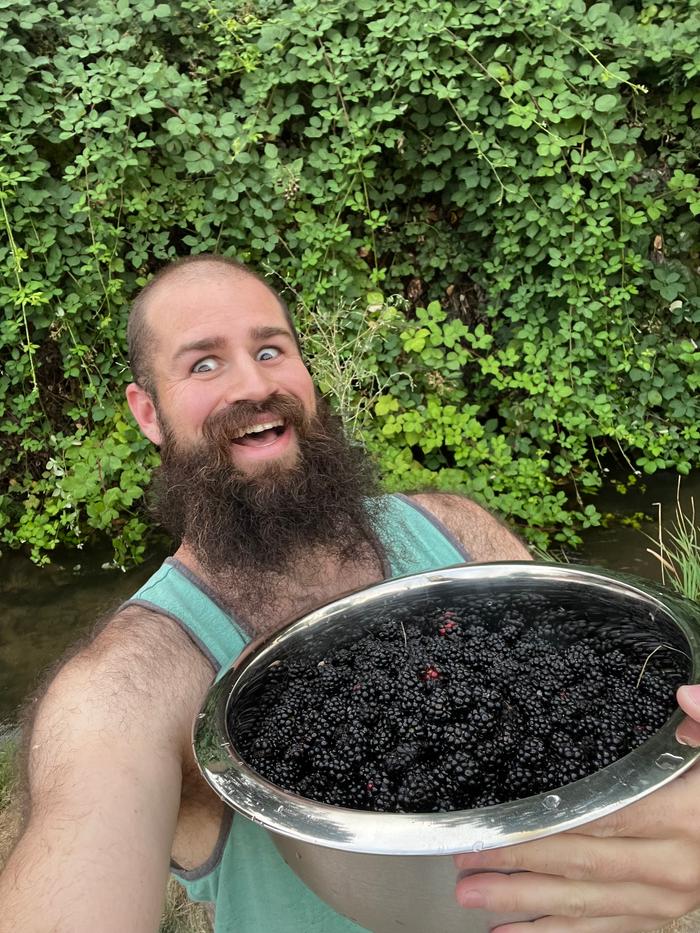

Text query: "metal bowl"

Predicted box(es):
[193, 562, 700, 933]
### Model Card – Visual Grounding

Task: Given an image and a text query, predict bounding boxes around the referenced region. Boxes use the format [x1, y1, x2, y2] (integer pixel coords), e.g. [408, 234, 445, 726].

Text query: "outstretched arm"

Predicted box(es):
[407, 491, 532, 562]
[0, 610, 212, 933]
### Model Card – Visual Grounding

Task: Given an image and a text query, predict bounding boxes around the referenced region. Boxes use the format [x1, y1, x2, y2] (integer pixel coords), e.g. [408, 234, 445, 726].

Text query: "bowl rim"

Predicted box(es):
[193, 561, 700, 856]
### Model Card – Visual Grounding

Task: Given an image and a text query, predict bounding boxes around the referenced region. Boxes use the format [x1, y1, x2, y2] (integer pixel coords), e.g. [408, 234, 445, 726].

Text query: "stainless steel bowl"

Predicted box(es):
[193, 562, 700, 933]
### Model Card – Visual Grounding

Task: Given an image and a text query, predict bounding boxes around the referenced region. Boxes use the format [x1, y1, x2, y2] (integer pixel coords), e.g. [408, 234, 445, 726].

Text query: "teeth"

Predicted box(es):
[232, 420, 284, 439]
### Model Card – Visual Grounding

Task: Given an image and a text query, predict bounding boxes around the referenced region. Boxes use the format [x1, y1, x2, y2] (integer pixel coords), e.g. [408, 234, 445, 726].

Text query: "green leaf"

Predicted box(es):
[594, 94, 618, 112]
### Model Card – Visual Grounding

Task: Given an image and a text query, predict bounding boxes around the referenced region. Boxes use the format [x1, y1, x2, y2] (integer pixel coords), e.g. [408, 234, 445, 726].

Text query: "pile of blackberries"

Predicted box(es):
[229, 592, 688, 813]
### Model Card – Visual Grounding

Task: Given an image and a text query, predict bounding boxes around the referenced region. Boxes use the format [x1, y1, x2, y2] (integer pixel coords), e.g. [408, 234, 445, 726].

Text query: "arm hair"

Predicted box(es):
[0, 605, 214, 933]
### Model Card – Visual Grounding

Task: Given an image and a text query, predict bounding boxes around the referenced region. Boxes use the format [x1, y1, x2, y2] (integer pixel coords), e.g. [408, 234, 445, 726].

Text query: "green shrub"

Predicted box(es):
[1, 0, 698, 563]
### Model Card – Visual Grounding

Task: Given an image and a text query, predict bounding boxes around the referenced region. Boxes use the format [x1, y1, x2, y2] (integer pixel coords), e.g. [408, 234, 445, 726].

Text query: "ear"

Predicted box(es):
[126, 382, 163, 446]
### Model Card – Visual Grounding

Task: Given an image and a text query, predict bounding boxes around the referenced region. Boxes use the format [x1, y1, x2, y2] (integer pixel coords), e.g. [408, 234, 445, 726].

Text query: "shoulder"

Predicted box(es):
[404, 491, 532, 562]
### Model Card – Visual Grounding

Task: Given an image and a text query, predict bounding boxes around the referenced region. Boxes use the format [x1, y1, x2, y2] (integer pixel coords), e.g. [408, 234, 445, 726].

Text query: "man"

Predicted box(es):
[1, 255, 699, 933]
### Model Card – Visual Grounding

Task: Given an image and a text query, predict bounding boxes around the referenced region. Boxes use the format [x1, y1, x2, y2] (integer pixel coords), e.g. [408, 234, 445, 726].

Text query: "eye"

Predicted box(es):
[256, 346, 281, 362]
[191, 356, 219, 374]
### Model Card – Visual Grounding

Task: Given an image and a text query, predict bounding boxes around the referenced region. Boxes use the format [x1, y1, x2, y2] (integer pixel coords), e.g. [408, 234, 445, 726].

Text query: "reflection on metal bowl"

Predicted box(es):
[193, 562, 700, 933]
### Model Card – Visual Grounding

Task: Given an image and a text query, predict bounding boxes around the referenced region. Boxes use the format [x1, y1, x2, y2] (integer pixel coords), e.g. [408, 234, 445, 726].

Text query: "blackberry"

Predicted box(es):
[505, 764, 536, 796]
[369, 723, 394, 755]
[424, 688, 451, 721]
[229, 589, 687, 813]
[385, 743, 422, 774]
[519, 737, 547, 771]
[397, 765, 437, 811]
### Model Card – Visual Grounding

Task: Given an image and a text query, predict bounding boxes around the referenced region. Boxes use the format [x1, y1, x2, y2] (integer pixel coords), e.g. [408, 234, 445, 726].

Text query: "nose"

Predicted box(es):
[221, 354, 275, 406]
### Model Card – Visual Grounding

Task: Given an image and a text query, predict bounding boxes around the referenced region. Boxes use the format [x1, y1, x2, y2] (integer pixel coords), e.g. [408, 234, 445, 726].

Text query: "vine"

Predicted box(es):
[0, 0, 698, 564]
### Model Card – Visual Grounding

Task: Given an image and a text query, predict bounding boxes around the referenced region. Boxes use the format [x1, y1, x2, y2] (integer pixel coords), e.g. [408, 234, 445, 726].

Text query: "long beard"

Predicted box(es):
[149, 394, 384, 590]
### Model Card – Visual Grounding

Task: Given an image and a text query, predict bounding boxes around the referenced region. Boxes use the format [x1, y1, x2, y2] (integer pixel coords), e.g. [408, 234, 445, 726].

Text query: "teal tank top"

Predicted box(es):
[126, 493, 469, 933]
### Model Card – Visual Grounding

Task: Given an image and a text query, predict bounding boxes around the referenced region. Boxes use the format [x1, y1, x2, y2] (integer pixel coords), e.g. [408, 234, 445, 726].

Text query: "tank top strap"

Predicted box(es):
[123, 558, 249, 675]
[372, 493, 470, 576]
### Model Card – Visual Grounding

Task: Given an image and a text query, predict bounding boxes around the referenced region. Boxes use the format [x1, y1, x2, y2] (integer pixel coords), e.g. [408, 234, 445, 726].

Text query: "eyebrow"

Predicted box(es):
[251, 326, 294, 342]
[173, 336, 227, 362]
[172, 327, 294, 361]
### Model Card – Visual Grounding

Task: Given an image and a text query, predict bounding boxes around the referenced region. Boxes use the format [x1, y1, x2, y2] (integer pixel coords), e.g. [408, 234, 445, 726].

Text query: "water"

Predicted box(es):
[1, 470, 698, 724]
[572, 470, 699, 578]
[0, 545, 164, 723]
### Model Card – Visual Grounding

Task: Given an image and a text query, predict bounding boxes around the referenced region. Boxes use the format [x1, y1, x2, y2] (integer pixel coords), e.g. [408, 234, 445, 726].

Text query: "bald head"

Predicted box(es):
[127, 254, 298, 396]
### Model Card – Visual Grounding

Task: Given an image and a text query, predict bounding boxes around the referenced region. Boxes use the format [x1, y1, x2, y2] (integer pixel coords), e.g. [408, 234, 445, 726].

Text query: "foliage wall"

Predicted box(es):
[1, 0, 699, 565]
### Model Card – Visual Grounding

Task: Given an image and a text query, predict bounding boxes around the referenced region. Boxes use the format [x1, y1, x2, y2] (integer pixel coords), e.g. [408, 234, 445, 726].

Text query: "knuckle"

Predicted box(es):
[587, 809, 626, 838]
[661, 848, 700, 894]
[666, 890, 699, 920]
[564, 891, 589, 918]
[494, 847, 521, 870]
[568, 844, 601, 880]
[668, 864, 699, 894]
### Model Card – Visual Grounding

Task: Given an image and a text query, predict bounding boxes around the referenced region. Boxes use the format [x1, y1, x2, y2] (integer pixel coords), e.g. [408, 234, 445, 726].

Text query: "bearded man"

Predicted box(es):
[1, 255, 699, 933]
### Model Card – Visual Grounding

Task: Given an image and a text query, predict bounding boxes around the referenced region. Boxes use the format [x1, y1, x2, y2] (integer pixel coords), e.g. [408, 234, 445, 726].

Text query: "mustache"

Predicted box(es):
[194, 393, 310, 466]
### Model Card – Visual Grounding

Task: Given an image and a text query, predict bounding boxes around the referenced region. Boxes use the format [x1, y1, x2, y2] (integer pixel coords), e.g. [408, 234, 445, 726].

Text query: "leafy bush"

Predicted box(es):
[1, 0, 698, 563]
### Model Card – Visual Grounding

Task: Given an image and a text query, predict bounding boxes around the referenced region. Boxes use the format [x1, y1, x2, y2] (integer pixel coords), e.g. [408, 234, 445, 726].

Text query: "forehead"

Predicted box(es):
[144, 266, 288, 347]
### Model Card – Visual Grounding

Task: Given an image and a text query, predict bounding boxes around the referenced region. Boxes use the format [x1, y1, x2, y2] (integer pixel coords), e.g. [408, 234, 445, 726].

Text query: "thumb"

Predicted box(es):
[676, 684, 700, 747]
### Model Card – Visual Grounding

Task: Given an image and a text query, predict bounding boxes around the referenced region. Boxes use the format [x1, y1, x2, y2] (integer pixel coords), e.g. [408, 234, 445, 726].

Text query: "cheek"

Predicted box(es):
[300, 380, 318, 414]
[166, 389, 218, 435]
[284, 367, 317, 412]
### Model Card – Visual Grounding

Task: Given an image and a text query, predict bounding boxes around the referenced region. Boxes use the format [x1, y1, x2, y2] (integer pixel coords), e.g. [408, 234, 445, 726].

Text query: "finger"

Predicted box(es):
[455, 835, 700, 889]
[677, 684, 700, 721]
[493, 915, 666, 933]
[454, 872, 690, 921]
[677, 716, 700, 747]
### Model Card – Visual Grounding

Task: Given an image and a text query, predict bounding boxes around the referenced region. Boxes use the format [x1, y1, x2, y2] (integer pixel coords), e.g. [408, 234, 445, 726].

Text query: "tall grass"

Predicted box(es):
[646, 480, 700, 602]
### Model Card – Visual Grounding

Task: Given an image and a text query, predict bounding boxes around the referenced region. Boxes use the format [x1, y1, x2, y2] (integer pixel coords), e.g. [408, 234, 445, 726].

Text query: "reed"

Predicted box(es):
[646, 480, 700, 603]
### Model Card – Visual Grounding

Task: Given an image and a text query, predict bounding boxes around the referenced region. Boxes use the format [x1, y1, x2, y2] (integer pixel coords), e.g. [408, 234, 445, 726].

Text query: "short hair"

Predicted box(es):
[127, 254, 299, 396]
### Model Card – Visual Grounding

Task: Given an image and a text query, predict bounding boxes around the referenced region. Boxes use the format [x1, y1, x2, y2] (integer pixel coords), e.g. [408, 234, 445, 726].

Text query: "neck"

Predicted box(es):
[175, 535, 386, 638]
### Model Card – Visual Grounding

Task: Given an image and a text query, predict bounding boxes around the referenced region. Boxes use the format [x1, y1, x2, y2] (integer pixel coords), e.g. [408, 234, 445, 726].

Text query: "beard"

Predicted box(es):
[149, 393, 384, 591]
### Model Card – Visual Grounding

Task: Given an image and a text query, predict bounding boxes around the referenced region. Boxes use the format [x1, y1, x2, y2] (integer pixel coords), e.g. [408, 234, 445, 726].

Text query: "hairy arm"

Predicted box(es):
[407, 491, 532, 562]
[0, 608, 214, 933]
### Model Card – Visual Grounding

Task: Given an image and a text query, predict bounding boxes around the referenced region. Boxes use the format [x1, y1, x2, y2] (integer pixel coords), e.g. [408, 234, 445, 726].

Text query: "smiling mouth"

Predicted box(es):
[231, 420, 287, 447]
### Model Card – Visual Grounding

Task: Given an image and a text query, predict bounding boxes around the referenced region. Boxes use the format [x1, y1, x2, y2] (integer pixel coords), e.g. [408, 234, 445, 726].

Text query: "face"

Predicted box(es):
[127, 267, 317, 475]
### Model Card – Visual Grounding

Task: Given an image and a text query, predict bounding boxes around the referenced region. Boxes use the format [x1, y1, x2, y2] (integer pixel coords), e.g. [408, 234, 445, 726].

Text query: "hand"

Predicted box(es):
[453, 684, 700, 933]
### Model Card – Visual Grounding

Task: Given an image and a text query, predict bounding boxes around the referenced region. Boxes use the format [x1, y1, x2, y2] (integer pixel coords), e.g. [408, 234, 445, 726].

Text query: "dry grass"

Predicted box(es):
[0, 801, 22, 870]
[0, 736, 20, 869]
[159, 879, 213, 933]
[659, 916, 700, 932]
